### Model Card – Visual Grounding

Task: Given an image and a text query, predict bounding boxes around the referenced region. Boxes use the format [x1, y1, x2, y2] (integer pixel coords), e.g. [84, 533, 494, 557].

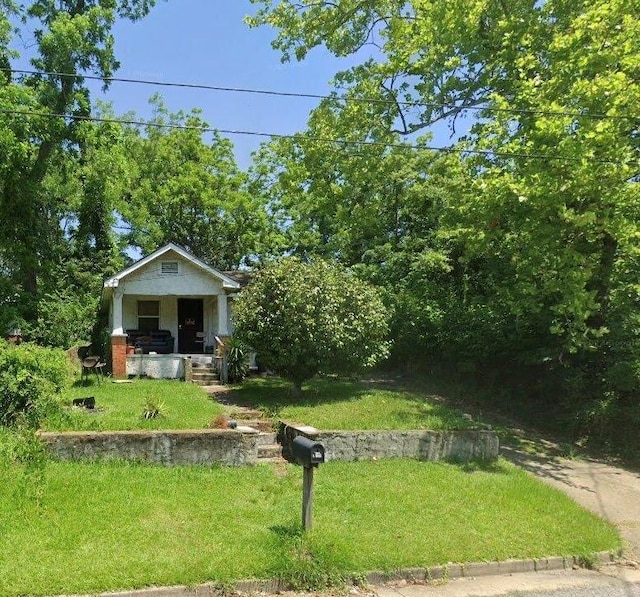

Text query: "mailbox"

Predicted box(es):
[292, 435, 325, 467]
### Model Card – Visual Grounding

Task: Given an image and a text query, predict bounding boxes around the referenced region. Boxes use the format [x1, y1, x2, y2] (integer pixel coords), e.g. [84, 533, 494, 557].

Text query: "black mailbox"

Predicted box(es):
[292, 435, 325, 467]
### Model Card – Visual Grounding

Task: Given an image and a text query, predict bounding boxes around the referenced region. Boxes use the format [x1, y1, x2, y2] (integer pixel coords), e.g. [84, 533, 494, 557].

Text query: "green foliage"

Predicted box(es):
[0, 426, 49, 507]
[247, 0, 640, 453]
[225, 337, 249, 384]
[0, 1, 160, 321]
[28, 289, 97, 348]
[233, 258, 391, 395]
[119, 96, 280, 270]
[0, 341, 71, 427]
[141, 395, 166, 420]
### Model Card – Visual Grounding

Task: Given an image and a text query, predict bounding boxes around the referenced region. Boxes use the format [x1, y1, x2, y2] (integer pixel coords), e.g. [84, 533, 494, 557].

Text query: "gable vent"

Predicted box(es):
[161, 261, 179, 274]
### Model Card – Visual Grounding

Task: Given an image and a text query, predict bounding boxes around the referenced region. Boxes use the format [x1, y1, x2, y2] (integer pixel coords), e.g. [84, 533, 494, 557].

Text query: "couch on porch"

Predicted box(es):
[126, 329, 175, 354]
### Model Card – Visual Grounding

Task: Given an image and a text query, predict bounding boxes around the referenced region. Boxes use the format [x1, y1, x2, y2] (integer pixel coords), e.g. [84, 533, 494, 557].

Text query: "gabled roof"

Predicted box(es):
[103, 243, 241, 289]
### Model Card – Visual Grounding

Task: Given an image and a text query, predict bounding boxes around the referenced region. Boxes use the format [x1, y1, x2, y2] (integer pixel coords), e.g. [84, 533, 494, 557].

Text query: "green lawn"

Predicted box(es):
[0, 457, 619, 596]
[231, 376, 475, 430]
[45, 379, 224, 431]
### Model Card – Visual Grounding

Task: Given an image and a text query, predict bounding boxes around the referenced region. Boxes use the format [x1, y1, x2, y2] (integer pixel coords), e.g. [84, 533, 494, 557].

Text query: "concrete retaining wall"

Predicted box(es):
[279, 422, 499, 462]
[38, 429, 259, 466]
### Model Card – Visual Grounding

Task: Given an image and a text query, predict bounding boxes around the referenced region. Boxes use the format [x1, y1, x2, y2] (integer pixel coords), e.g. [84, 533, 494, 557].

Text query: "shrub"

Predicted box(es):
[233, 258, 390, 397]
[141, 395, 166, 420]
[225, 337, 249, 383]
[0, 341, 72, 427]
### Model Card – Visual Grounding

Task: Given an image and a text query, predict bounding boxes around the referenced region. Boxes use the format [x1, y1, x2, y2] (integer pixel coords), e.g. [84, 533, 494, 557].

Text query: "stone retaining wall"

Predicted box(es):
[279, 422, 499, 462]
[38, 429, 259, 466]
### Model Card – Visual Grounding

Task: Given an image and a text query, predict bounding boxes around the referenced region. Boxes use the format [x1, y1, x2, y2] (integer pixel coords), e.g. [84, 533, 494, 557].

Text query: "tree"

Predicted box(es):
[0, 0, 161, 325]
[233, 258, 390, 397]
[119, 97, 280, 270]
[247, 1, 640, 425]
[249, 109, 453, 367]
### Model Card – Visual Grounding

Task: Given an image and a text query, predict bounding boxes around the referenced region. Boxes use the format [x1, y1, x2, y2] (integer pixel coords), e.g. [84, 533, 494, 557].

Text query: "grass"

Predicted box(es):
[44, 379, 225, 431]
[0, 456, 620, 596]
[230, 376, 475, 430]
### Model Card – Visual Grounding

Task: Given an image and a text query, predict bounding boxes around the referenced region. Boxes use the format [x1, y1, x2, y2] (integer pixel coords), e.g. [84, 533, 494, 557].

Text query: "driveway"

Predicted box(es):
[500, 434, 640, 561]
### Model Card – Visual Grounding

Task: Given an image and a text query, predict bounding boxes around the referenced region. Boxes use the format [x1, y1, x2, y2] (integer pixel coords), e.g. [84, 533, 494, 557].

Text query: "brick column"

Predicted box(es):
[111, 334, 128, 379]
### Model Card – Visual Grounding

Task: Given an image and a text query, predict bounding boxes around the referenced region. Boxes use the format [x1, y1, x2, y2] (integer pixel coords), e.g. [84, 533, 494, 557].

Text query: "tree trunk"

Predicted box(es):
[291, 380, 303, 399]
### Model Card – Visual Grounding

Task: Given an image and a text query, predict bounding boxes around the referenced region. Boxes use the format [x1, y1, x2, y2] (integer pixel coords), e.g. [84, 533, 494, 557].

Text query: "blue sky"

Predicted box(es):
[94, 0, 359, 169]
[11, 1, 459, 169]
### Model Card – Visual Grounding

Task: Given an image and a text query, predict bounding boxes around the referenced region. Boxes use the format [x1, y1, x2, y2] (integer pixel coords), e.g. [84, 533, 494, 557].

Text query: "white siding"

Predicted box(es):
[120, 255, 225, 296]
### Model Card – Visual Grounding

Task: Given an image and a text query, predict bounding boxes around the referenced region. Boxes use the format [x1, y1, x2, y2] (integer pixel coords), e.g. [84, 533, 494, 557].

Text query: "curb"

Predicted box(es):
[62, 550, 622, 597]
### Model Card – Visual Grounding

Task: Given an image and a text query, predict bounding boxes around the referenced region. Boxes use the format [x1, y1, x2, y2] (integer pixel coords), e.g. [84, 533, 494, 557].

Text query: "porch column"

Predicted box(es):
[111, 334, 128, 379]
[112, 289, 124, 335]
[217, 294, 229, 336]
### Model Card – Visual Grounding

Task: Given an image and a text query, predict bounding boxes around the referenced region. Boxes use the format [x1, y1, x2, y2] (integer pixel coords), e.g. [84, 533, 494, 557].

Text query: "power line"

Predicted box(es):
[0, 107, 629, 165]
[3, 67, 638, 122]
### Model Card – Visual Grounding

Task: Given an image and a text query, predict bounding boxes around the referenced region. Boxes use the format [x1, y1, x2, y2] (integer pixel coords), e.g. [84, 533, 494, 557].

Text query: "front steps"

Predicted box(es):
[191, 360, 219, 386]
[256, 432, 284, 463]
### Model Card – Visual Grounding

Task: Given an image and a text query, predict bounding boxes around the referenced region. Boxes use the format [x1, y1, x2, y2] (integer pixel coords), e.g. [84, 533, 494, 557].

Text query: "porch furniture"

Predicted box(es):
[126, 329, 175, 354]
[81, 356, 106, 384]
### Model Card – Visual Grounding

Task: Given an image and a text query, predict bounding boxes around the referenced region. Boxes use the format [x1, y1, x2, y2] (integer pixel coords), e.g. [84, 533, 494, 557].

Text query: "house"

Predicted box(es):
[101, 243, 244, 379]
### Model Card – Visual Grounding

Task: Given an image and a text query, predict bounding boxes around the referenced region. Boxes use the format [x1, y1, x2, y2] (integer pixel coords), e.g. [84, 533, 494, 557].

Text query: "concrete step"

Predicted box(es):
[236, 419, 273, 432]
[192, 361, 215, 369]
[257, 432, 277, 446]
[257, 456, 288, 465]
[192, 379, 220, 387]
[230, 408, 263, 420]
[258, 444, 283, 459]
[192, 372, 219, 381]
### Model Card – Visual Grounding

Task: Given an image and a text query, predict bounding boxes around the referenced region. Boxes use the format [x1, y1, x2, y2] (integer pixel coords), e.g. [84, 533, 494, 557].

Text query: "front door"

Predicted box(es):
[177, 299, 204, 353]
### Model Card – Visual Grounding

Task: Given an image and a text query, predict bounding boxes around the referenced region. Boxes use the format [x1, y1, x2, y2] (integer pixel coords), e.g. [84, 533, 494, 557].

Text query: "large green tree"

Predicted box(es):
[0, 0, 161, 327]
[120, 97, 280, 270]
[249, 102, 452, 365]
[248, 0, 640, 440]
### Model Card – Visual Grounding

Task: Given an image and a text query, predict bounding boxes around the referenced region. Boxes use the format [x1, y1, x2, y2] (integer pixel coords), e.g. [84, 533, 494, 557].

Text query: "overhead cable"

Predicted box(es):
[2, 67, 638, 122]
[0, 107, 629, 165]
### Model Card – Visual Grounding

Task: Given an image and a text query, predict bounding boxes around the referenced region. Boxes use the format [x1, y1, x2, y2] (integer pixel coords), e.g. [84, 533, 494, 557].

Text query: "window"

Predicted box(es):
[161, 261, 179, 274]
[138, 301, 159, 332]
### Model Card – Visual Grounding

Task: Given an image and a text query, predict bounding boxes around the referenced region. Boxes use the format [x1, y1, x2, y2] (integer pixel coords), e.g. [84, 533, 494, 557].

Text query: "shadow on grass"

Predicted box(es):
[230, 376, 371, 415]
[230, 375, 474, 429]
[453, 459, 510, 475]
[71, 378, 101, 389]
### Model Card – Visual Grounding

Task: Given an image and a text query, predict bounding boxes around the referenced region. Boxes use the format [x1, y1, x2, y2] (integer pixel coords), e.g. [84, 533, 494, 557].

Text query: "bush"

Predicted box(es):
[0, 341, 72, 427]
[225, 337, 249, 383]
[234, 258, 390, 396]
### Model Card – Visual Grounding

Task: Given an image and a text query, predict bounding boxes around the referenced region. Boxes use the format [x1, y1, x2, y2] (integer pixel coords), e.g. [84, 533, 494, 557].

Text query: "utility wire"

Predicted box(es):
[0, 107, 629, 165]
[3, 67, 638, 122]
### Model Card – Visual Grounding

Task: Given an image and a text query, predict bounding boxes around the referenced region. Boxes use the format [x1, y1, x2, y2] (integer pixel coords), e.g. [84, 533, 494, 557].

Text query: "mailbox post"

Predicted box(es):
[291, 435, 325, 531]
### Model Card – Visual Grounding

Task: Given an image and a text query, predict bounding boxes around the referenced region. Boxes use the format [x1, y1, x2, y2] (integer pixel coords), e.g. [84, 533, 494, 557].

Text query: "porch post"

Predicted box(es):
[217, 294, 229, 336]
[111, 334, 128, 379]
[112, 289, 124, 335]
[111, 290, 127, 378]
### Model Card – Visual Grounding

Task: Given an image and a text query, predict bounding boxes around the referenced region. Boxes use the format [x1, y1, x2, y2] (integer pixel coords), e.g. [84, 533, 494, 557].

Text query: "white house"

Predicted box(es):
[102, 243, 244, 379]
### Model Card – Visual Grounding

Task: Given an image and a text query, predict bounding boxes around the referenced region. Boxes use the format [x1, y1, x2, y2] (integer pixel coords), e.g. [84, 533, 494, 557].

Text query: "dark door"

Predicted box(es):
[177, 299, 204, 353]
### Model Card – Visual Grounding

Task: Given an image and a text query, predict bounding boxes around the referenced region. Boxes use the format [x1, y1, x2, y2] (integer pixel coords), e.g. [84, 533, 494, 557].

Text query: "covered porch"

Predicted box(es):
[102, 243, 242, 379]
